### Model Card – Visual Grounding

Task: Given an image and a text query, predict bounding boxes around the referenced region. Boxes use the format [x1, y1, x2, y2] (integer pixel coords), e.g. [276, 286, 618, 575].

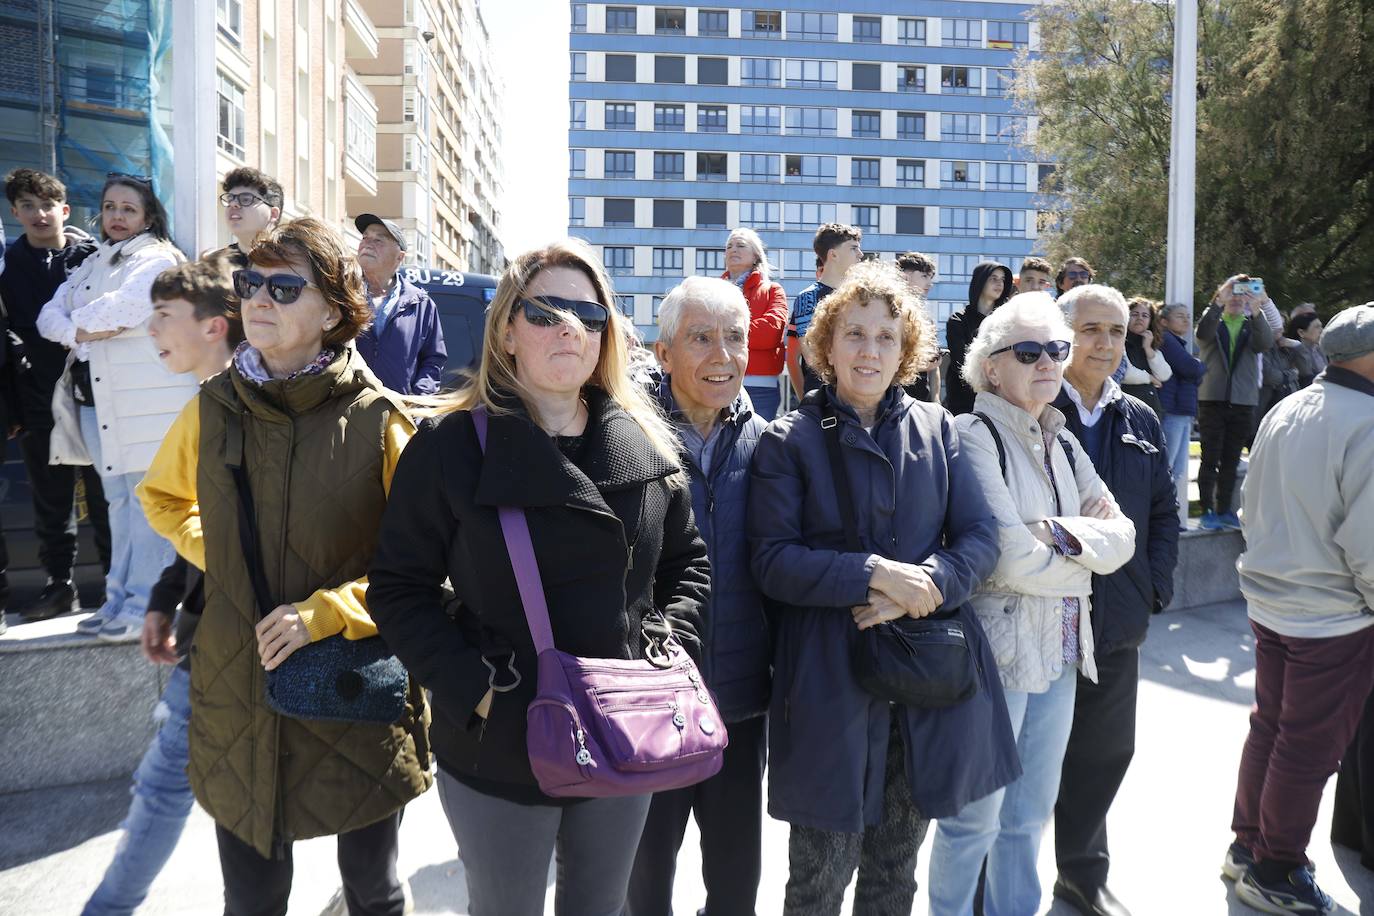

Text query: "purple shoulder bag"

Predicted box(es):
[472, 407, 726, 797]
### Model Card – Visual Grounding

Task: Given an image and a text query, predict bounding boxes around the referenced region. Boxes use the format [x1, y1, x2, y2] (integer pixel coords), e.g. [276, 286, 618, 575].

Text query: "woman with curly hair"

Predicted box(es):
[748, 260, 1015, 914]
[138, 218, 431, 914]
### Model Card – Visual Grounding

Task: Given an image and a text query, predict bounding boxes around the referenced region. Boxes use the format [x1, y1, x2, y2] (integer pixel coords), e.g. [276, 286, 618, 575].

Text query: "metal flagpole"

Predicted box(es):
[1165, 0, 1197, 324]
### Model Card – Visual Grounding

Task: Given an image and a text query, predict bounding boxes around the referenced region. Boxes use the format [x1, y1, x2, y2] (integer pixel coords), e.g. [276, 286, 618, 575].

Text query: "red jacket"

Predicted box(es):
[724, 270, 788, 376]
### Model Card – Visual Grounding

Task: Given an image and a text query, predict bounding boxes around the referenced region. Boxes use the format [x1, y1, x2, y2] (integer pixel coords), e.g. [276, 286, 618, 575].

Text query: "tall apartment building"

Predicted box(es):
[1, 0, 504, 275]
[346, 0, 506, 274]
[567, 2, 1045, 342]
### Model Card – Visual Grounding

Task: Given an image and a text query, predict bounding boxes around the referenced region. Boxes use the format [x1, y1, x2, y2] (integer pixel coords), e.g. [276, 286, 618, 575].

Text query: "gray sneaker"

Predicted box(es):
[76, 606, 116, 635]
[97, 609, 144, 644]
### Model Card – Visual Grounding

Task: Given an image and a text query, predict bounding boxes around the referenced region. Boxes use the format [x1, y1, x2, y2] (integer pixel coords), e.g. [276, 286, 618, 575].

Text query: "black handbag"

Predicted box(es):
[818, 390, 979, 709]
[225, 411, 407, 724]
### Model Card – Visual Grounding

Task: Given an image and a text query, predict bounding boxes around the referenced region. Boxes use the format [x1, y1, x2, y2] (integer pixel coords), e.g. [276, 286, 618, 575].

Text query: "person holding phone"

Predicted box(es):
[1193, 275, 1275, 530]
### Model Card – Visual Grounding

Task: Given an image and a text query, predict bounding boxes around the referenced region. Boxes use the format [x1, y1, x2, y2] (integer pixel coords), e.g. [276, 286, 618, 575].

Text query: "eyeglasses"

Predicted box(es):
[1064, 270, 1091, 281]
[220, 191, 267, 208]
[990, 340, 1072, 364]
[232, 269, 319, 305]
[520, 296, 610, 333]
[106, 171, 152, 185]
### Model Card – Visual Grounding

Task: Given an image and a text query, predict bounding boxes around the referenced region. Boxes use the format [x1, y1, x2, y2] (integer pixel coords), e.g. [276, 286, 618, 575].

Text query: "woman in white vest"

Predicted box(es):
[37, 174, 198, 642]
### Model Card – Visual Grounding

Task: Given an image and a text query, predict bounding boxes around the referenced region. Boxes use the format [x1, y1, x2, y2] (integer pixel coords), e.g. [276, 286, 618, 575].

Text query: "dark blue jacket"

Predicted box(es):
[657, 377, 771, 723]
[1158, 330, 1206, 417]
[1054, 387, 1180, 654]
[355, 274, 447, 395]
[748, 386, 1018, 831]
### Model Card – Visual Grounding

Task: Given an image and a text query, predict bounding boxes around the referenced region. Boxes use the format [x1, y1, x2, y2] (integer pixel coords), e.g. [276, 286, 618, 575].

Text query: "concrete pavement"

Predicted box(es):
[4, 598, 1373, 914]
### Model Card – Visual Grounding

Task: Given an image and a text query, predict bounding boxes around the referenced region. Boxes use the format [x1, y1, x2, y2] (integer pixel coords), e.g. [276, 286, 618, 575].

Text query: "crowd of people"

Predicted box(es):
[1, 168, 1371, 916]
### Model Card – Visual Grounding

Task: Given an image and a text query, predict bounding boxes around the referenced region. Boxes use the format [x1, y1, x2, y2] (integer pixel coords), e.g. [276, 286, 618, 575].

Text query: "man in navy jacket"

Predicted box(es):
[353, 213, 447, 394]
[627, 277, 771, 916]
[1052, 284, 1180, 916]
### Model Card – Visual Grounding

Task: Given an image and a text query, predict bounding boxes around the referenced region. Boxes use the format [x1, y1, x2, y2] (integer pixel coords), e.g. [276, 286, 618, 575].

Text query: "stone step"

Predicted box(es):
[1169, 527, 1244, 611]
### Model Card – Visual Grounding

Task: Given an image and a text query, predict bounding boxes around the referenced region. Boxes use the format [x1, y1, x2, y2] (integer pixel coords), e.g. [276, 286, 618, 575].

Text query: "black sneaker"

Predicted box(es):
[18, 579, 80, 622]
[1222, 841, 1256, 881]
[1236, 864, 1333, 914]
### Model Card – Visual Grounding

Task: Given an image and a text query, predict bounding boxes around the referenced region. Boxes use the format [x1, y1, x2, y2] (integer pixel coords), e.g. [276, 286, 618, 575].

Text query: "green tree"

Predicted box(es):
[1021, 0, 1374, 312]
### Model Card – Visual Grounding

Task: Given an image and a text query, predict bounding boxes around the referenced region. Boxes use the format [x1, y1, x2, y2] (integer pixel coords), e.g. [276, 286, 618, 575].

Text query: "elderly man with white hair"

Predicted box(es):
[1049, 284, 1180, 916]
[627, 276, 772, 916]
[928, 293, 1135, 916]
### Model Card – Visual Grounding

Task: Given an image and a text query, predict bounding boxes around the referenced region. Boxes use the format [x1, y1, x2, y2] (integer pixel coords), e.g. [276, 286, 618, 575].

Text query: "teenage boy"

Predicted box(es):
[210, 167, 282, 264]
[785, 223, 863, 397]
[895, 252, 942, 402]
[82, 258, 240, 915]
[1017, 256, 1056, 294]
[0, 168, 106, 623]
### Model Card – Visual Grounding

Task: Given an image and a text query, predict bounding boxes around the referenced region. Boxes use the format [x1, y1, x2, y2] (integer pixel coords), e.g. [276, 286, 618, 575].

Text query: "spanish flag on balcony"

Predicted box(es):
[988, 38, 1015, 50]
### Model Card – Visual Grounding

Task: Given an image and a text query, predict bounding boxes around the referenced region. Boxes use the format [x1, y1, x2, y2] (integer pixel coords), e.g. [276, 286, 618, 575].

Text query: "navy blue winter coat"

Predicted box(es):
[1054, 387, 1180, 653]
[748, 386, 1018, 831]
[657, 377, 771, 723]
[1158, 330, 1206, 417]
[355, 274, 448, 395]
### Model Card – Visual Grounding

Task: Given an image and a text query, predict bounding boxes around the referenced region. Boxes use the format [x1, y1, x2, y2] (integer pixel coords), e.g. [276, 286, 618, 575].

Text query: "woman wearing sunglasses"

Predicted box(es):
[367, 239, 710, 915]
[928, 293, 1135, 916]
[748, 261, 1012, 914]
[37, 172, 196, 642]
[137, 218, 431, 914]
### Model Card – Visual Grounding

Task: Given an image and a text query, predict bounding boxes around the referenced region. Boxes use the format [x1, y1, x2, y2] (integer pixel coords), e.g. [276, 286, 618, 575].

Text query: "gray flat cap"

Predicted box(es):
[1320, 304, 1374, 363]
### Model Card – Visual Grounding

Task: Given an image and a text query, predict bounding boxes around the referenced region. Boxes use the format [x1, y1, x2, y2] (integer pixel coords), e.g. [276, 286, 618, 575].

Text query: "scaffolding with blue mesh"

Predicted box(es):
[0, 0, 173, 235]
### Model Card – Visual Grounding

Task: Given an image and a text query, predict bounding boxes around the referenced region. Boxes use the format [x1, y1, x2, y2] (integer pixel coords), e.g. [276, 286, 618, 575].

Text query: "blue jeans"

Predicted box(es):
[744, 378, 781, 422]
[928, 670, 1078, 916]
[79, 406, 174, 618]
[83, 666, 194, 916]
[1162, 413, 1193, 486]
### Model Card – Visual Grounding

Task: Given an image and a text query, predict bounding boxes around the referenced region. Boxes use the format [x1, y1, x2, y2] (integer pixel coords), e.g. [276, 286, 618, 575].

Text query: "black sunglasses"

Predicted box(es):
[520, 296, 610, 333]
[107, 171, 153, 185]
[233, 269, 318, 305]
[990, 340, 1072, 364]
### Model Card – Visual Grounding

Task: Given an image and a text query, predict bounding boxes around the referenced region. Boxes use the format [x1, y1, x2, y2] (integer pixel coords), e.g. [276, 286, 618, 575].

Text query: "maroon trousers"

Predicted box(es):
[1232, 619, 1374, 865]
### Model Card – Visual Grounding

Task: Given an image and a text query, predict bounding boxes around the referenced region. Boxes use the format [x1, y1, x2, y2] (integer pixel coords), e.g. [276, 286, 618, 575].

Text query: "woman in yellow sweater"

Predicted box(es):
[137, 218, 430, 916]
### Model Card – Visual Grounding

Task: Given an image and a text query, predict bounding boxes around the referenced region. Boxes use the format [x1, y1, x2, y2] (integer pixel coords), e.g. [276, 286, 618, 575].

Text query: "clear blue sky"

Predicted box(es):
[481, 0, 569, 257]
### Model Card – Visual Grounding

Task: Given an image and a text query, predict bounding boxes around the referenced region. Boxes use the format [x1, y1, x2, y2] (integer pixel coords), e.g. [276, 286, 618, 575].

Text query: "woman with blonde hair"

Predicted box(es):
[722, 226, 788, 419]
[368, 239, 711, 915]
[138, 217, 432, 914]
[748, 260, 1014, 914]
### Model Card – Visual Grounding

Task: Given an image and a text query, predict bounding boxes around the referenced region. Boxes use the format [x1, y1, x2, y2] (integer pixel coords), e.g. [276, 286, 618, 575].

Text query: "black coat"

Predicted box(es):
[1053, 388, 1180, 654]
[944, 262, 1012, 416]
[368, 389, 711, 803]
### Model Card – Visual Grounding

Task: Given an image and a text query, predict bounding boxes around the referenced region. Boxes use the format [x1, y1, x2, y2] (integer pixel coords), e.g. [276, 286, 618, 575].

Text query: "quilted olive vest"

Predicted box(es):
[188, 347, 431, 858]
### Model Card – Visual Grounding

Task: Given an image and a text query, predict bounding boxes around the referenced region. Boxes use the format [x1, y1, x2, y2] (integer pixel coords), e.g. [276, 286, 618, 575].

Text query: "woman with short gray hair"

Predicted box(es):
[929, 292, 1136, 916]
[722, 227, 787, 420]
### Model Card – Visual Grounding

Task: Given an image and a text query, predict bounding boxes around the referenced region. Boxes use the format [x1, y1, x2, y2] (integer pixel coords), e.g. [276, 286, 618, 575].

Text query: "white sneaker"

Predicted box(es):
[97, 608, 144, 644]
[76, 605, 117, 635]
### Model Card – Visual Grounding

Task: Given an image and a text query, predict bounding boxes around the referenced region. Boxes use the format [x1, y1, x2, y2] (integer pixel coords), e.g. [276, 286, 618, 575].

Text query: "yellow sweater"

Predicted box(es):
[136, 396, 412, 642]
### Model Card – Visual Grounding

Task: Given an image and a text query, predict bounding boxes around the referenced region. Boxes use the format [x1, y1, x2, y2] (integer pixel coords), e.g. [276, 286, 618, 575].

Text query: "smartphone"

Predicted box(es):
[1235, 278, 1264, 296]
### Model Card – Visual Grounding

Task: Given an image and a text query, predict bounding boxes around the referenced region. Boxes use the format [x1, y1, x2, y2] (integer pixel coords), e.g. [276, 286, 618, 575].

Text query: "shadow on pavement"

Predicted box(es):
[408, 859, 468, 912]
[0, 777, 126, 870]
[1140, 603, 1256, 707]
[1331, 844, 1374, 915]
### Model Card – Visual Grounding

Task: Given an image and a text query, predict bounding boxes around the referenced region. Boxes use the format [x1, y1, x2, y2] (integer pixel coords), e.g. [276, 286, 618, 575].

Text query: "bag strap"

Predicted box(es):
[971, 411, 1008, 480]
[224, 409, 274, 619]
[470, 406, 557, 655]
[1057, 432, 1077, 476]
[818, 389, 863, 553]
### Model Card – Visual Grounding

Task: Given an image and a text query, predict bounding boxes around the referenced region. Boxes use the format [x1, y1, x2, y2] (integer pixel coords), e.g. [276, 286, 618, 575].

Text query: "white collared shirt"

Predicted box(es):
[1061, 376, 1123, 428]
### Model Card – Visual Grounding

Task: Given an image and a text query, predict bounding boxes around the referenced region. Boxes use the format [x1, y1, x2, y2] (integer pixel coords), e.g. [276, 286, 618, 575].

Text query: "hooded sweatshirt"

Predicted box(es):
[944, 261, 1013, 416]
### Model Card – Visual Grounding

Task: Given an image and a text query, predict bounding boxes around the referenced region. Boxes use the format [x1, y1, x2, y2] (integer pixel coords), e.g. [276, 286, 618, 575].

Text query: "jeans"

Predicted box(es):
[18, 426, 111, 579]
[82, 667, 193, 916]
[79, 406, 174, 618]
[216, 810, 405, 916]
[783, 711, 929, 916]
[1195, 401, 1252, 514]
[743, 379, 781, 422]
[437, 769, 652, 916]
[626, 715, 768, 916]
[929, 670, 1078, 916]
[1161, 413, 1192, 485]
[1233, 621, 1374, 867]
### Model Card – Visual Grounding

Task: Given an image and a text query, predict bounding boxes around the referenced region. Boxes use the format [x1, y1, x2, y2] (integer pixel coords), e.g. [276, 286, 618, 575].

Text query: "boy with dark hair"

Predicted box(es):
[81, 256, 240, 915]
[209, 166, 283, 263]
[1018, 256, 1055, 294]
[786, 223, 863, 397]
[897, 251, 936, 298]
[1, 168, 107, 625]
